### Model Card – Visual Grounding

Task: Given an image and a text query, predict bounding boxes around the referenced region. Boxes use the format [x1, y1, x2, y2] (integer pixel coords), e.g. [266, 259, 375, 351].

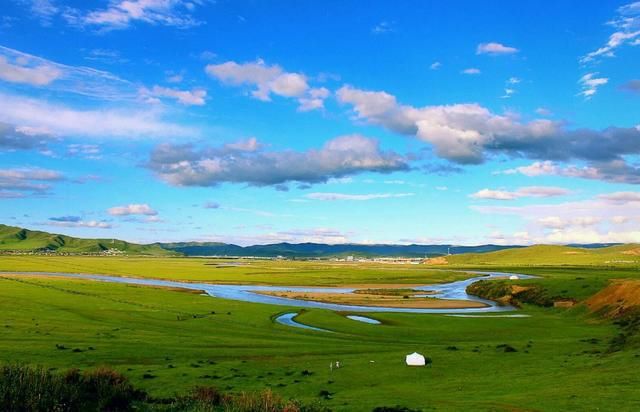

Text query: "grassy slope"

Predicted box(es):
[1, 274, 638, 411]
[0, 224, 174, 255]
[444, 244, 640, 266]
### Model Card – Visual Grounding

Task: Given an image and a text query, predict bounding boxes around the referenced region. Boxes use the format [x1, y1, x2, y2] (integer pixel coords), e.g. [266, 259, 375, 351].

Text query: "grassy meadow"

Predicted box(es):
[0, 255, 639, 410]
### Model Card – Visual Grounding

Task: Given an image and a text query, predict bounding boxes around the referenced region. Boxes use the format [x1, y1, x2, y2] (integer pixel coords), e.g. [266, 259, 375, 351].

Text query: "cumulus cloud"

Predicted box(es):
[579, 72, 608, 98]
[64, 0, 205, 30]
[0, 167, 64, 198]
[476, 42, 519, 55]
[470, 186, 572, 201]
[206, 59, 329, 111]
[337, 85, 640, 182]
[140, 85, 207, 106]
[108, 203, 158, 216]
[430, 61, 442, 70]
[581, 2, 640, 63]
[147, 134, 409, 187]
[305, 192, 414, 201]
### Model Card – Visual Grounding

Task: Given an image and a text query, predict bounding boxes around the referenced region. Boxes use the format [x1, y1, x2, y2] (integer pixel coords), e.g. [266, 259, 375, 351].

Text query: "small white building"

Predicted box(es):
[509, 275, 519, 280]
[405, 352, 426, 366]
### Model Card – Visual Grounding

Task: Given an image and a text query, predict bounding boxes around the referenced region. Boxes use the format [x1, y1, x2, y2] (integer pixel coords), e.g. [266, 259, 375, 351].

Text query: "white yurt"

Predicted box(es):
[509, 275, 519, 280]
[405, 352, 426, 366]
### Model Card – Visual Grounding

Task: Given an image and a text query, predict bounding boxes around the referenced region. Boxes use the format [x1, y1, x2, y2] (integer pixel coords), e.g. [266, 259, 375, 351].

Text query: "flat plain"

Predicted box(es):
[1, 254, 639, 411]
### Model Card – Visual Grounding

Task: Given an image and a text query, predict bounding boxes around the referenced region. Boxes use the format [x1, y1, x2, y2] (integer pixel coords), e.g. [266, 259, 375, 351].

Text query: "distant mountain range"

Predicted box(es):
[155, 241, 524, 257]
[0, 223, 624, 258]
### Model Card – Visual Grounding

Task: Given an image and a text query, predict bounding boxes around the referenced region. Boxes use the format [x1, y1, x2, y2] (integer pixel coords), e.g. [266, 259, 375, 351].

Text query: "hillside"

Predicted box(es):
[155, 241, 522, 258]
[437, 244, 640, 266]
[0, 224, 175, 256]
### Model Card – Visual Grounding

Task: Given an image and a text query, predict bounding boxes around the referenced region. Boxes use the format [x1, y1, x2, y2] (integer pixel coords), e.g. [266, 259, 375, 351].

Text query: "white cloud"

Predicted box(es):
[141, 85, 207, 106]
[537, 216, 601, 229]
[470, 186, 571, 201]
[0, 55, 61, 86]
[306, 192, 414, 201]
[372, 21, 394, 34]
[579, 72, 608, 98]
[472, 193, 640, 244]
[206, 59, 328, 111]
[166, 73, 183, 83]
[581, 2, 640, 63]
[46, 219, 112, 229]
[0, 45, 136, 101]
[501, 88, 515, 98]
[108, 203, 158, 216]
[148, 134, 409, 187]
[67, 144, 101, 159]
[476, 42, 519, 55]
[597, 191, 640, 203]
[66, 0, 205, 30]
[430, 61, 442, 70]
[535, 107, 552, 116]
[336, 85, 640, 180]
[498, 160, 640, 185]
[198, 227, 353, 246]
[612, 216, 630, 224]
[20, 0, 59, 25]
[0, 167, 64, 198]
[499, 161, 598, 178]
[0, 92, 194, 139]
[206, 59, 306, 99]
[462, 68, 481, 75]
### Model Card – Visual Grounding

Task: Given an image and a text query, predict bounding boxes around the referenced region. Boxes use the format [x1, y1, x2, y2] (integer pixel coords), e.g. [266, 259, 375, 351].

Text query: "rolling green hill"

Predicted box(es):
[442, 243, 640, 266]
[0, 224, 176, 255]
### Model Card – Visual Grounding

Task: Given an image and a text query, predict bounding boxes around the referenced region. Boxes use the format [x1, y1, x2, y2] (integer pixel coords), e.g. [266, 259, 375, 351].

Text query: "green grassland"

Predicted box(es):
[0, 275, 638, 411]
[0, 255, 471, 286]
[444, 244, 640, 266]
[1, 255, 640, 410]
[0, 224, 173, 255]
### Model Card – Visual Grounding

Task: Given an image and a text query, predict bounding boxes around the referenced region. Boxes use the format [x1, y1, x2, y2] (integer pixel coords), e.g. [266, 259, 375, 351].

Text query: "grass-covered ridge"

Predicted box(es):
[441, 243, 640, 266]
[0, 224, 175, 255]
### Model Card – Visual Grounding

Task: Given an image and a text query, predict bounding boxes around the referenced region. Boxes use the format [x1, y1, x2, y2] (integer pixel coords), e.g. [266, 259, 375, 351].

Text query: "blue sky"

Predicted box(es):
[1, 0, 639, 245]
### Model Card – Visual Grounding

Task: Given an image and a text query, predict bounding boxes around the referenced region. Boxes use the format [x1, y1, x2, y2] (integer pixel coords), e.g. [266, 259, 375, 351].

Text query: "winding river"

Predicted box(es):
[0, 270, 534, 314]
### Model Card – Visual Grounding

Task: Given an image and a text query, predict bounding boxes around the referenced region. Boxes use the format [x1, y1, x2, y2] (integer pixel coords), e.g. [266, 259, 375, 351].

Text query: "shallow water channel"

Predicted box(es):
[1, 270, 533, 314]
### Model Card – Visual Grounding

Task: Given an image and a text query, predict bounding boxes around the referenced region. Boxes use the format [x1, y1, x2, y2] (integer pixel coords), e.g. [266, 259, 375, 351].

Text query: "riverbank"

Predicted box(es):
[258, 290, 489, 309]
